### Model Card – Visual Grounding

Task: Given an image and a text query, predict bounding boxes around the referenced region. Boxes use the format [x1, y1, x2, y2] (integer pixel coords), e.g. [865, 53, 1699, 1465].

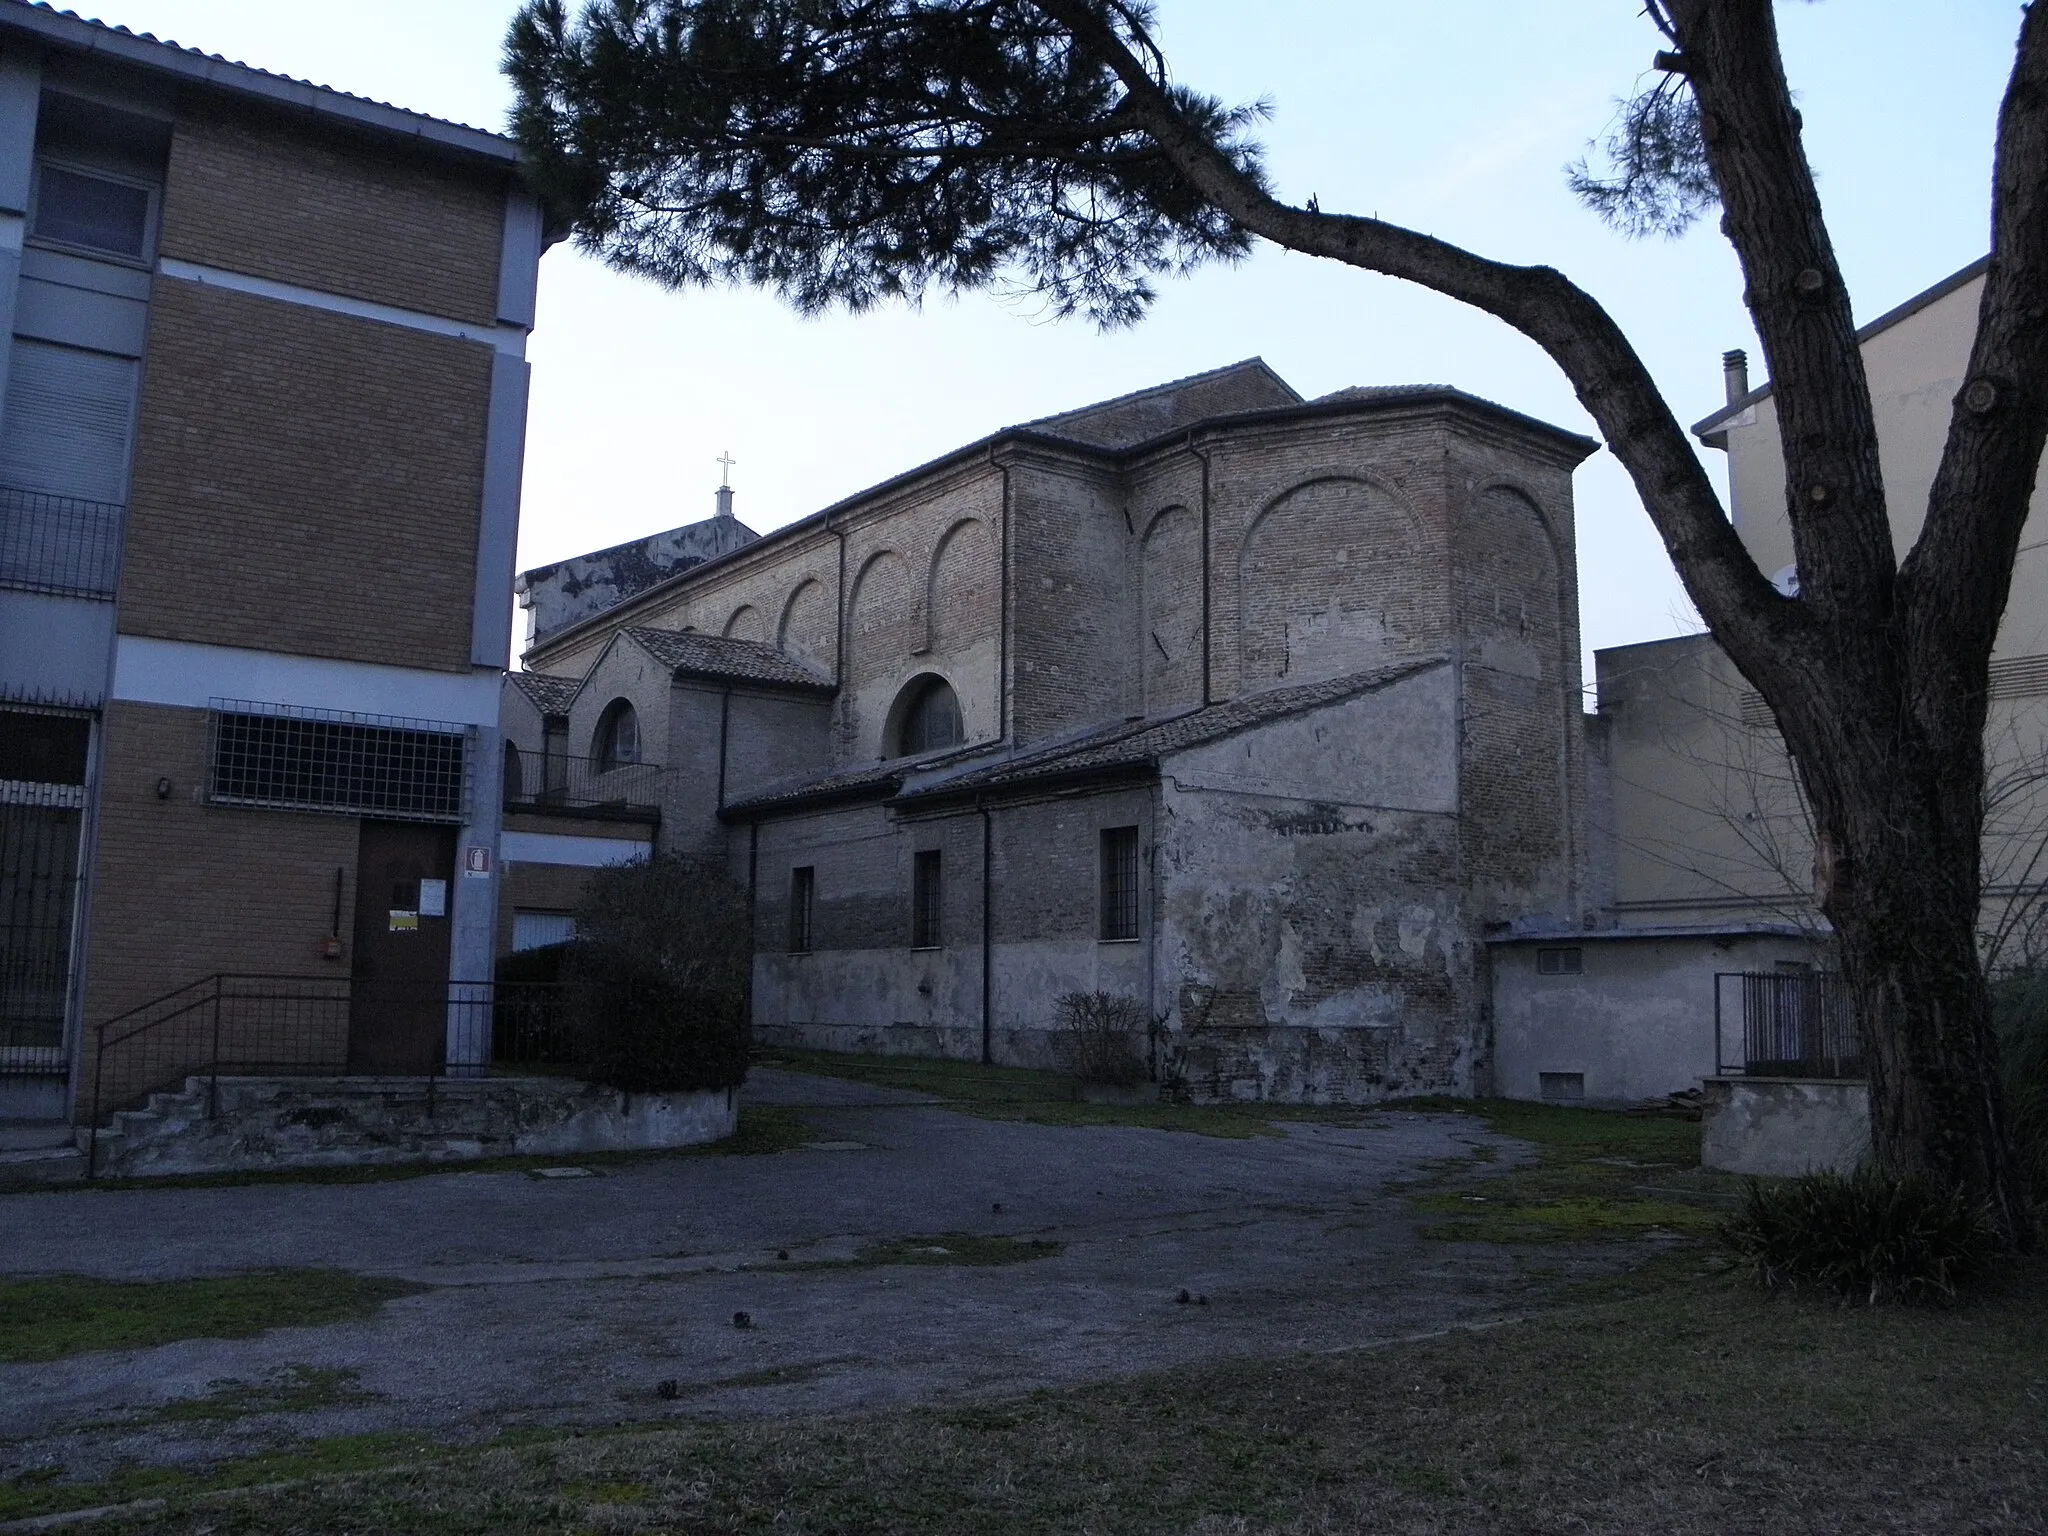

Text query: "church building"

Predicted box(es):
[510, 360, 1597, 1101]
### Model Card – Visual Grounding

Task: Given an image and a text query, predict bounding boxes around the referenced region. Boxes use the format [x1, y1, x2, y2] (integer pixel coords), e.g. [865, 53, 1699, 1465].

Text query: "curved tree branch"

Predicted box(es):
[1032, 0, 1813, 698]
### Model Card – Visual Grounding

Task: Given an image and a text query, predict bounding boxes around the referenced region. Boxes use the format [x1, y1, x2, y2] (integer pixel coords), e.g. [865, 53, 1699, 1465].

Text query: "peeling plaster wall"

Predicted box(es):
[1152, 668, 1474, 1102]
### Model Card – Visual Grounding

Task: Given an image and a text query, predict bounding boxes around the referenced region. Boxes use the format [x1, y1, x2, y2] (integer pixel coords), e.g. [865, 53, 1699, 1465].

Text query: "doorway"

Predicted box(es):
[348, 820, 457, 1074]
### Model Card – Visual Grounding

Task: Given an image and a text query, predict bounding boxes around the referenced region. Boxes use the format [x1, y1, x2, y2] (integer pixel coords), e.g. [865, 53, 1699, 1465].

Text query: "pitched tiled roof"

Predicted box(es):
[506, 670, 581, 717]
[1022, 359, 1302, 450]
[721, 658, 1448, 819]
[2, 2, 517, 161]
[897, 658, 1448, 803]
[625, 627, 836, 693]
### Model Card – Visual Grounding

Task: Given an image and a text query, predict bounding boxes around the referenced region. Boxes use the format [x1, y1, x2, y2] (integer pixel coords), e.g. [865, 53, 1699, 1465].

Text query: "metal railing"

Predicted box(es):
[0, 486, 124, 599]
[503, 750, 662, 818]
[85, 975, 580, 1173]
[1715, 970, 1863, 1078]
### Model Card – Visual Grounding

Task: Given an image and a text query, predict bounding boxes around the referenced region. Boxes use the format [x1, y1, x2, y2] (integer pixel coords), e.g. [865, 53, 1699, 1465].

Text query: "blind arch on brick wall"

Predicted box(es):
[777, 577, 833, 669]
[1140, 504, 1201, 715]
[721, 604, 765, 643]
[1236, 475, 1424, 690]
[923, 517, 996, 656]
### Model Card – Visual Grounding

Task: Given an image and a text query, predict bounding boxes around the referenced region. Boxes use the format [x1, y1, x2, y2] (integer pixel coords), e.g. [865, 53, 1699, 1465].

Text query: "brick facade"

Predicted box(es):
[121, 279, 492, 670]
[158, 107, 506, 324]
[83, 702, 359, 1028]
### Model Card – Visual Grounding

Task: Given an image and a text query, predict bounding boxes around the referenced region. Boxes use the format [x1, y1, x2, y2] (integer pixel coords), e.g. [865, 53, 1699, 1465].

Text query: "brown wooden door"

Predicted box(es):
[348, 821, 457, 1073]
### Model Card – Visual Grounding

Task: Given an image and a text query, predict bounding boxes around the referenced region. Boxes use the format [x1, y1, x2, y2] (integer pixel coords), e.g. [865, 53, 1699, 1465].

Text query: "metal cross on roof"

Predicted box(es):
[716, 450, 736, 487]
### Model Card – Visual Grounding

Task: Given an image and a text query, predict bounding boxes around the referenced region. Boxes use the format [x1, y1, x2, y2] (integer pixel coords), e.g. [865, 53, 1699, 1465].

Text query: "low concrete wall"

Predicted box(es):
[1700, 1075, 1868, 1176]
[94, 1074, 738, 1179]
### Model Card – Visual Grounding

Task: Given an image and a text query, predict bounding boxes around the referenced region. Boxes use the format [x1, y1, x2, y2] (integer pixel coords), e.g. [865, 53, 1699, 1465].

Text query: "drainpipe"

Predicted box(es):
[1188, 432, 1215, 705]
[716, 684, 732, 814]
[980, 798, 994, 1064]
[993, 453, 1013, 742]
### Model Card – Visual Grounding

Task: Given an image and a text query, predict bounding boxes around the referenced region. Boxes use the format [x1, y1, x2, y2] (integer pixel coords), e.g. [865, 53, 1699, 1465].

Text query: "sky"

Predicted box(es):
[80, 1, 2024, 677]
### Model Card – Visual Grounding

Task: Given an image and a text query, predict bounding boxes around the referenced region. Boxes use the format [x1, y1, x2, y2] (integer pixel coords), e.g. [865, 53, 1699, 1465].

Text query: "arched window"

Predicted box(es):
[892, 675, 963, 757]
[502, 740, 525, 806]
[594, 698, 639, 771]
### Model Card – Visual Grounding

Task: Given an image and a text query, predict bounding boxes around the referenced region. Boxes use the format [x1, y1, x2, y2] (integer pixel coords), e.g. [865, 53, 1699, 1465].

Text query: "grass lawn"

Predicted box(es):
[757, 1047, 1384, 1138]
[0, 1270, 424, 1365]
[9, 1257, 2041, 1533]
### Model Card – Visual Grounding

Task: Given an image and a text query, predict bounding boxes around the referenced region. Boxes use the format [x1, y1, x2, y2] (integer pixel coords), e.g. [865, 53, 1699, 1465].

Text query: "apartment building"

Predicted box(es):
[0, 3, 541, 1119]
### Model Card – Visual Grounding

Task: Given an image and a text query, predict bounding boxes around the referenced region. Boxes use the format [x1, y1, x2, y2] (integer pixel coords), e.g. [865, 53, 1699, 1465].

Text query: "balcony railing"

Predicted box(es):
[0, 485, 124, 599]
[503, 750, 662, 819]
[1715, 971, 1864, 1078]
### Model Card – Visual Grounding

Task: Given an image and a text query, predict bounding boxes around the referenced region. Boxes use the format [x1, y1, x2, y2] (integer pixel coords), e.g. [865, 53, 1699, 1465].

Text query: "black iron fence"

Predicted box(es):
[85, 975, 582, 1152]
[1, 793, 83, 1077]
[1715, 970, 1863, 1078]
[0, 486, 124, 599]
[502, 749, 662, 818]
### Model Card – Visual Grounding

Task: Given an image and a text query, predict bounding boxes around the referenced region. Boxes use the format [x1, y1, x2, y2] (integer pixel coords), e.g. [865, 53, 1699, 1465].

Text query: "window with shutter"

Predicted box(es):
[0, 340, 137, 504]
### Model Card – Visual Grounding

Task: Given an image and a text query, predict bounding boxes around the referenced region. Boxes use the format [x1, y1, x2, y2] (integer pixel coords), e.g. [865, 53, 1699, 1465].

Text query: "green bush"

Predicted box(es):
[567, 854, 752, 1094]
[1720, 1165, 1994, 1305]
[493, 940, 571, 987]
[1990, 968, 2048, 1209]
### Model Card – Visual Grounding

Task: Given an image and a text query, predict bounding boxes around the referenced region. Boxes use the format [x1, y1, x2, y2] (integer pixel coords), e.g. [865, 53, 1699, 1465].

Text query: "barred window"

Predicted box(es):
[1100, 825, 1139, 941]
[911, 849, 942, 949]
[210, 703, 468, 821]
[789, 866, 815, 953]
[1536, 947, 1583, 976]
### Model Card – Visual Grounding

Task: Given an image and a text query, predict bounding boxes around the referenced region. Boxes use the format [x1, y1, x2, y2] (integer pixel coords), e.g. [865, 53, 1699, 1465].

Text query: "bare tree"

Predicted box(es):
[507, 0, 2048, 1247]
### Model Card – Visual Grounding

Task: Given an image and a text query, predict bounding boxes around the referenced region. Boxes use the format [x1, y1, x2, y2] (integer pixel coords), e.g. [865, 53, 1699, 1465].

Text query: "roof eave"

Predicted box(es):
[3, 1, 520, 167]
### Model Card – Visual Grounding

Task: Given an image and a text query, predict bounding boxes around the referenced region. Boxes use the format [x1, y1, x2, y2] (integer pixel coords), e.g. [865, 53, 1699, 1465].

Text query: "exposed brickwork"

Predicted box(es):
[498, 860, 596, 957]
[158, 106, 506, 324]
[122, 279, 491, 671]
[84, 702, 358, 1028]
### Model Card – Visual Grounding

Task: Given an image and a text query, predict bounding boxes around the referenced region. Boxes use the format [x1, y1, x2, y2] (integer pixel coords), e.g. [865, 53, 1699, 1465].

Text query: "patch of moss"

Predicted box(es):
[0, 1271, 425, 1365]
[152, 1365, 378, 1424]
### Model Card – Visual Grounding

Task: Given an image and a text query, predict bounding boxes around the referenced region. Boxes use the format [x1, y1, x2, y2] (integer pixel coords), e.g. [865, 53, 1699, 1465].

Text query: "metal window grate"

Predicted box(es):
[1100, 825, 1139, 941]
[912, 849, 942, 949]
[1537, 947, 1583, 975]
[1, 800, 81, 1062]
[788, 866, 815, 953]
[0, 486, 124, 599]
[210, 701, 469, 822]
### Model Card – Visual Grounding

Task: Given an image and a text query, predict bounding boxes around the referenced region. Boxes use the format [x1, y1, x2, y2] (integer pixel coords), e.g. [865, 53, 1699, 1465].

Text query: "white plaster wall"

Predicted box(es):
[1492, 932, 1827, 1104]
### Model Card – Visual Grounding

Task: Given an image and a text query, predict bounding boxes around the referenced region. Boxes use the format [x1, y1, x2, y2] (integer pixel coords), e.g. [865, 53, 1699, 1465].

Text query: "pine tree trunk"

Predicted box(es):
[1807, 722, 2037, 1252]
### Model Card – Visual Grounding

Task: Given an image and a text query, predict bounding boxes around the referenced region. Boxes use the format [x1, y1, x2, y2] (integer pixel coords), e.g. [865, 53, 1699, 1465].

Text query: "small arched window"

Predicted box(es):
[893, 675, 963, 757]
[502, 740, 525, 806]
[594, 698, 639, 771]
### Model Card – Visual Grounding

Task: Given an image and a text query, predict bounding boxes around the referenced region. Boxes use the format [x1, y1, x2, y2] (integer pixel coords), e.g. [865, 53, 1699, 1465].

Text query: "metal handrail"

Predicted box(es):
[84, 974, 576, 1177]
[1714, 970, 1863, 1079]
[0, 484, 124, 599]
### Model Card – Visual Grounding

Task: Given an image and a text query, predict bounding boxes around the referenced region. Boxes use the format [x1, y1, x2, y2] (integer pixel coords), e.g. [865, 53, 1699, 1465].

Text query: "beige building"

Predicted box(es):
[1496, 258, 2048, 1112]
[1601, 258, 2048, 961]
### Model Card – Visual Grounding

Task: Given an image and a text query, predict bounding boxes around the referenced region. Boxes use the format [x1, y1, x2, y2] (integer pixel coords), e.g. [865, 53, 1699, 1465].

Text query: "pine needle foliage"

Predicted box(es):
[1721, 1166, 1996, 1305]
[504, 0, 1265, 326]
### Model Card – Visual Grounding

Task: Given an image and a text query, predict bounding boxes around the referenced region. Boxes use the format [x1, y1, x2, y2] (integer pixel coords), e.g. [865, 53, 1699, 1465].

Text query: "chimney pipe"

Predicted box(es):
[1722, 348, 1750, 406]
[715, 483, 733, 518]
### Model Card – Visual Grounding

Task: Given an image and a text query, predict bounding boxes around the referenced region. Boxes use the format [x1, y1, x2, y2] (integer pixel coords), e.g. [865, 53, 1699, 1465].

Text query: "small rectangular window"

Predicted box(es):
[32, 164, 151, 261]
[789, 866, 815, 953]
[0, 711, 90, 786]
[911, 849, 942, 949]
[1099, 825, 1139, 941]
[1536, 947, 1583, 976]
[511, 910, 575, 952]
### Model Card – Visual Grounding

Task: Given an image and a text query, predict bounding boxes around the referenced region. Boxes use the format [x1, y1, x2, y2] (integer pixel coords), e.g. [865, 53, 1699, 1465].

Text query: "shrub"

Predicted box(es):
[567, 854, 752, 1094]
[1990, 968, 2048, 1209]
[1720, 1165, 1995, 1305]
[1050, 990, 1149, 1088]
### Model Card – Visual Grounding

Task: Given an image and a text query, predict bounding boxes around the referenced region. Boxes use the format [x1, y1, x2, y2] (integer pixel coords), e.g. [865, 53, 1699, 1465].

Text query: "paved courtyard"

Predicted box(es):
[0, 1069, 1583, 1484]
